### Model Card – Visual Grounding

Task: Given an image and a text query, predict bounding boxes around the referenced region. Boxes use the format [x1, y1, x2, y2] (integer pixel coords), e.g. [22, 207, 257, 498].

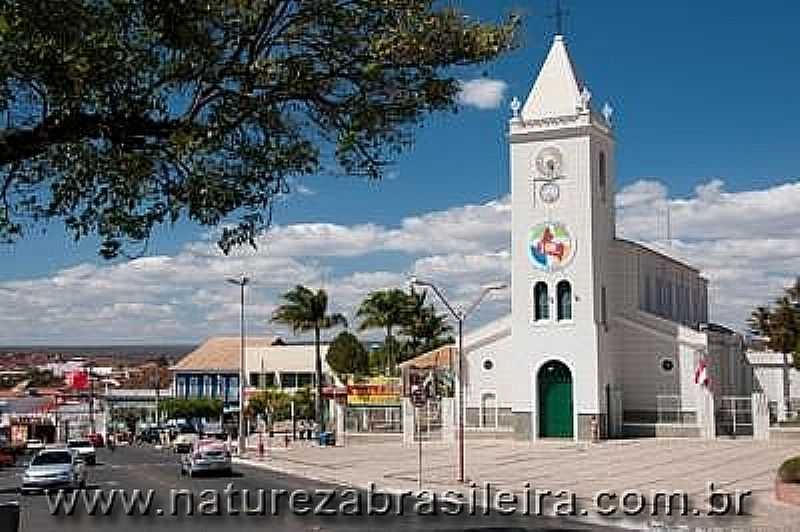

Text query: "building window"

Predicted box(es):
[281, 372, 297, 388]
[249, 373, 260, 387]
[556, 280, 572, 321]
[483, 359, 494, 371]
[296, 372, 313, 388]
[533, 282, 549, 322]
[176, 376, 187, 398]
[189, 376, 200, 397]
[599, 151, 607, 203]
[204, 376, 213, 397]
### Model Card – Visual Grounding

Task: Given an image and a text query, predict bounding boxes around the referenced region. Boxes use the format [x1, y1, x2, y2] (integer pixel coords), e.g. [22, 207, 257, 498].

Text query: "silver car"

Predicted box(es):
[180, 441, 232, 477]
[21, 449, 86, 493]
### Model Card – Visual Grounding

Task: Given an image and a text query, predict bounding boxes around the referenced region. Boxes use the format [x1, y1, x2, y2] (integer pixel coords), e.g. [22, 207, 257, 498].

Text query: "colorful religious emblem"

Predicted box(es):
[528, 222, 575, 272]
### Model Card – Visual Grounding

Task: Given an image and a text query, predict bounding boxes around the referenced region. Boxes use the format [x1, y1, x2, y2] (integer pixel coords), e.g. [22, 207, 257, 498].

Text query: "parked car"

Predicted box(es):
[67, 439, 97, 466]
[173, 432, 199, 454]
[21, 449, 86, 493]
[180, 441, 232, 477]
[24, 439, 44, 453]
[87, 433, 105, 448]
[172, 425, 199, 453]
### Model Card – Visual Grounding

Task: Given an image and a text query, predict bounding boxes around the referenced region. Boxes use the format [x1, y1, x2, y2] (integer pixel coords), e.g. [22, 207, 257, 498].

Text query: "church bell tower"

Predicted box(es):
[508, 33, 616, 440]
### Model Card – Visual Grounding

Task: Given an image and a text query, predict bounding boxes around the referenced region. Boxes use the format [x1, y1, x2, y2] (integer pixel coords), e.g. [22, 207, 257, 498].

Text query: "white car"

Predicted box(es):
[25, 439, 45, 453]
[67, 439, 97, 465]
[22, 449, 86, 493]
[173, 430, 199, 454]
[180, 441, 232, 477]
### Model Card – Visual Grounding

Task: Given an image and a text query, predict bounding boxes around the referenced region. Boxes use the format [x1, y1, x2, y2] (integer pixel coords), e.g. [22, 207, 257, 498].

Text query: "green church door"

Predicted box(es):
[538, 360, 574, 438]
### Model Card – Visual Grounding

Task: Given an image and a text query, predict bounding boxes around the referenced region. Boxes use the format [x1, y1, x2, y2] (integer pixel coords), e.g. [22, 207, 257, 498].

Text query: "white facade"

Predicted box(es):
[459, 34, 752, 440]
[747, 350, 799, 422]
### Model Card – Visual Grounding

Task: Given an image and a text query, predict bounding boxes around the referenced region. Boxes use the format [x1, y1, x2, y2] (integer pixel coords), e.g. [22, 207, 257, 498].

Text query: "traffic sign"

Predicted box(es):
[410, 385, 426, 408]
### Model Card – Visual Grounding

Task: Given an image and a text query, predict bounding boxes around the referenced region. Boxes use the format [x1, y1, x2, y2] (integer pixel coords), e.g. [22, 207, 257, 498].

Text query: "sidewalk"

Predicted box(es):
[235, 436, 800, 530]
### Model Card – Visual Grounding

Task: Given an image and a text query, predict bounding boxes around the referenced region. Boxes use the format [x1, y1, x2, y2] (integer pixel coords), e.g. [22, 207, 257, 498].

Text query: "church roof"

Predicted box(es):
[521, 35, 585, 121]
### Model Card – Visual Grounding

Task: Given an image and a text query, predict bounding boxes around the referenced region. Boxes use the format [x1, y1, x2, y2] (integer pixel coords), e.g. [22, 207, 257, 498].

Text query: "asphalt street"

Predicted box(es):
[0, 446, 620, 531]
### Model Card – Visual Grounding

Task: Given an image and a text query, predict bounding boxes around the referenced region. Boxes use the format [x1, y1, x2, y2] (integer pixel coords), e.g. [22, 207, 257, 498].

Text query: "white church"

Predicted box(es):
[403, 34, 754, 441]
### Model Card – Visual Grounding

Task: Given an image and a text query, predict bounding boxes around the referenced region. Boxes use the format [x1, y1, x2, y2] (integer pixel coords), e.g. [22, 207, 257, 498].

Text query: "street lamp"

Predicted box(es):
[227, 274, 250, 455]
[409, 276, 507, 483]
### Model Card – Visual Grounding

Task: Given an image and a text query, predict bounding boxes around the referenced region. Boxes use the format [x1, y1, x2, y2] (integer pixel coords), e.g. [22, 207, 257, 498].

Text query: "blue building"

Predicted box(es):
[170, 336, 283, 414]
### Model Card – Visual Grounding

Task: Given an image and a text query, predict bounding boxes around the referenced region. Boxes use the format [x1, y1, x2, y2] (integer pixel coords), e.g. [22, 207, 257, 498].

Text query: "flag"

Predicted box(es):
[694, 359, 710, 387]
[67, 370, 89, 390]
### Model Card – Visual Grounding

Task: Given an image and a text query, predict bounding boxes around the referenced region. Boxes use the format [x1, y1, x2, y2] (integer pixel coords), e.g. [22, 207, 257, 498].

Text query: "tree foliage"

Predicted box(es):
[748, 277, 800, 368]
[159, 397, 223, 420]
[0, 1, 517, 258]
[271, 284, 346, 427]
[326, 330, 369, 376]
[356, 287, 452, 372]
[246, 387, 315, 422]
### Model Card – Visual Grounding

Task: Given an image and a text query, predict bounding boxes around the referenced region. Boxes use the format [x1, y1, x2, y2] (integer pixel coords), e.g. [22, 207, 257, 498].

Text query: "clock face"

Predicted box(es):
[539, 181, 560, 204]
[535, 147, 564, 178]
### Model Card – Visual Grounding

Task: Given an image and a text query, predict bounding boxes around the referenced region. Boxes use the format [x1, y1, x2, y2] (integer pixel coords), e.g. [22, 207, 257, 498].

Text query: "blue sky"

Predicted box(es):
[1, 1, 799, 343]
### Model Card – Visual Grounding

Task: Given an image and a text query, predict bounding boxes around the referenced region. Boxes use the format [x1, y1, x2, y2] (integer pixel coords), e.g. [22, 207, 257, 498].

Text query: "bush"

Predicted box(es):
[778, 456, 800, 483]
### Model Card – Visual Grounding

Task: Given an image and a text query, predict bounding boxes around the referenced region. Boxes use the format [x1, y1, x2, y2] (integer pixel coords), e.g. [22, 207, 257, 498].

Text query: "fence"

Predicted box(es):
[716, 395, 753, 437]
[344, 406, 401, 434]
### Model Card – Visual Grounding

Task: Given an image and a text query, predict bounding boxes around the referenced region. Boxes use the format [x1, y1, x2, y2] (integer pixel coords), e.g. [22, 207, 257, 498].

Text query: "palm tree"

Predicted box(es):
[400, 288, 453, 359]
[748, 306, 772, 338]
[272, 285, 347, 429]
[356, 289, 412, 375]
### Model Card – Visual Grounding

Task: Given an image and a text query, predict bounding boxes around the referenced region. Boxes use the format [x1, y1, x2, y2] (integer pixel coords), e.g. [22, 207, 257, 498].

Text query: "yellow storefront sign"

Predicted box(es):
[346, 377, 401, 407]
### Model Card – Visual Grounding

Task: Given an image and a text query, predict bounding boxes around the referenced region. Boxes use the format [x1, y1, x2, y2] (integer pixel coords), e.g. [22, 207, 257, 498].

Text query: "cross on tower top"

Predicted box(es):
[548, 0, 570, 36]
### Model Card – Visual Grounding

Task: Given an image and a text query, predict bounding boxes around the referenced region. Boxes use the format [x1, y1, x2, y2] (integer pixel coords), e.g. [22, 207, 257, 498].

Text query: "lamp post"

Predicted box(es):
[227, 274, 250, 455]
[409, 277, 507, 483]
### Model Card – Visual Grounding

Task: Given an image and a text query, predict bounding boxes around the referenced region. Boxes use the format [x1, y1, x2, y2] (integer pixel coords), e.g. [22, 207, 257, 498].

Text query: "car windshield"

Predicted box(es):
[68, 440, 91, 448]
[32, 452, 72, 465]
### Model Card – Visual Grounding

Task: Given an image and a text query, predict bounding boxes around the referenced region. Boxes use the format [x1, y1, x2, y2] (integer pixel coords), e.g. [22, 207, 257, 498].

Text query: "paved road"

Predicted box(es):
[0, 446, 619, 531]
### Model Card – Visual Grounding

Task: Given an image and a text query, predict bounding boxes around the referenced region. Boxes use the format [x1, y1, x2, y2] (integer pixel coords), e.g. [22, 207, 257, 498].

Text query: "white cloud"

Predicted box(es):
[457, 78, 508, 110]
[0, 179, 798, 343]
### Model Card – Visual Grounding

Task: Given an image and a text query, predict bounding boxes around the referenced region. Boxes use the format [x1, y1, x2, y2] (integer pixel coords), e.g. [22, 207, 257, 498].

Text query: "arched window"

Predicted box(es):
[557, 280, 572, 321]
[599, 151, 607, 203]
[533, 282, 549, 321]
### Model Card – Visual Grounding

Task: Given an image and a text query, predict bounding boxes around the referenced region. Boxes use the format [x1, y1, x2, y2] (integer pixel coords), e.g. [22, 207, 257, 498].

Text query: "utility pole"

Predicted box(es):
[154, 369, 161, 427]
[227, 274, 250, 455]
[89, 361, 95, 434]
[409, 278, 507, 483]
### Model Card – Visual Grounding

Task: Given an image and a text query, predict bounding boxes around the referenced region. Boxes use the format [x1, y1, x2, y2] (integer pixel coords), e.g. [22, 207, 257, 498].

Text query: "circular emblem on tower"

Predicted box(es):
[534, 147, 564, 178]
[528, 222, 576, 272]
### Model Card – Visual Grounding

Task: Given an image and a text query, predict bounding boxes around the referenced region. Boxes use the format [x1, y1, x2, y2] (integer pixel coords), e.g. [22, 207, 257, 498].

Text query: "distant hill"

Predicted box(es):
[0, 344, 197, 363]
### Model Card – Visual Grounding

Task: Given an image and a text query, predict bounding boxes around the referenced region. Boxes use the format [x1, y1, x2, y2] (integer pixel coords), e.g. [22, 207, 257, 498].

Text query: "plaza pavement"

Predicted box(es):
[236, 435, 800, 530]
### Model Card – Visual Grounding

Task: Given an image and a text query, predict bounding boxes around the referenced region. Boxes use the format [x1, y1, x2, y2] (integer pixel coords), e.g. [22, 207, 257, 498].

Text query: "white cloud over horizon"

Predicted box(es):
[457, 78, 509, 110]
[1, 179, 798, 344]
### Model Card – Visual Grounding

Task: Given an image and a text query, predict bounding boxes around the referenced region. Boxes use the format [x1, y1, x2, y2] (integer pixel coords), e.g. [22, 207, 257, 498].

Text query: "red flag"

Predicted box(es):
[67, 370, 89, 390]
[694, 359, 710, 388]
